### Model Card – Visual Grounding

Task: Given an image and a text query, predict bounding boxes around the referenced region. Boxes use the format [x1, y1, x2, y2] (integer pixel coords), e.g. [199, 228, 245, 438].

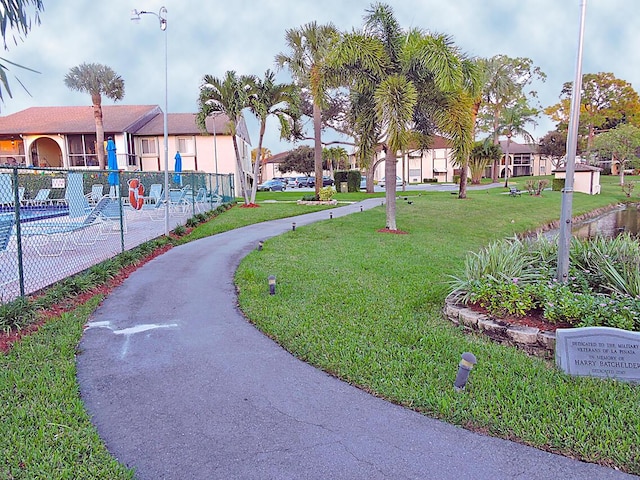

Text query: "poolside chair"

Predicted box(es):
[27, 188, 52, 206]
[0, 217, 17, 286]
[193, 187, 208, 213]
[147, 183, 163, 205]
[86, 184, 104, 205]
[168, 185, 191, 215]
[20, 196, 115, 256]
[0, 174, 15, 207]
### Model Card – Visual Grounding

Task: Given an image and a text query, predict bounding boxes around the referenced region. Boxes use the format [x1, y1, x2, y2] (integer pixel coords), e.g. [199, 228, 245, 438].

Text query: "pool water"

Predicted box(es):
[0, 205, 69, 223]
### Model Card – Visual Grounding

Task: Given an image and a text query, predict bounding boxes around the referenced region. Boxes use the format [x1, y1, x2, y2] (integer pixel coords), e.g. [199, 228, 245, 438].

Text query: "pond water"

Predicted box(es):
[572, 205, 640, 239]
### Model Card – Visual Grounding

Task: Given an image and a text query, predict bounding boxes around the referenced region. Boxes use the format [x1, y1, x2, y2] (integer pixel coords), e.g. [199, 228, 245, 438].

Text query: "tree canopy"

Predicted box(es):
[591, 123, 640, 185]
[279, 145, 315, 176]
[0, 0, 44, 106]
[544, 72, 640, 149]
[64, 62, 125, 169]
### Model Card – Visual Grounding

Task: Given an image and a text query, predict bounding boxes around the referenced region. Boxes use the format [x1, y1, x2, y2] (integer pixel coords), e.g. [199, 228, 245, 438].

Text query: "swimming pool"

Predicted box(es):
[0, 205, 69, 223]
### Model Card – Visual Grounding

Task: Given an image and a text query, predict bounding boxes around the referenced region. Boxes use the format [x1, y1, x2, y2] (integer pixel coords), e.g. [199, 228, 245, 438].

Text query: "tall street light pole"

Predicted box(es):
[557, 0, 587, 282]
[131, 6, 170, 236]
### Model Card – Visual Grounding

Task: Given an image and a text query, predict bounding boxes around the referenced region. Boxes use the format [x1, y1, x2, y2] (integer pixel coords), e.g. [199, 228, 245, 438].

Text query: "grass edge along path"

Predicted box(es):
[236, 187, 640, 476]
[0, 297, 135, 479]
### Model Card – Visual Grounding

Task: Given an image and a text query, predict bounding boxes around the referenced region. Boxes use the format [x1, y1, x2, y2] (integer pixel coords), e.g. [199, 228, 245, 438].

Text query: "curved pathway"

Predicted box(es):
[77, 199, 636, 479]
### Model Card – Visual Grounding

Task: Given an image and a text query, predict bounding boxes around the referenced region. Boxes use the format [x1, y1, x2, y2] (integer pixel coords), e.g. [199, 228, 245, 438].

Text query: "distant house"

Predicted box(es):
[262, 136, 548, 186]
[0, 105, 252, 193]
[371, 137, 544, 184]
[553, 164, 602, 195]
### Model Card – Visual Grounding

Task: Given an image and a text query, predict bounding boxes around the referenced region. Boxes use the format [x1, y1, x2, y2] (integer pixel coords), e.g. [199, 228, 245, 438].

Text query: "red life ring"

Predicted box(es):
[128, 178, 145, 210]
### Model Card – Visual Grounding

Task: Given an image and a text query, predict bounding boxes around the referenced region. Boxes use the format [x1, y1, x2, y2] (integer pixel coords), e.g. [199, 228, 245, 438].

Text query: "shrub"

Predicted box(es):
[173, 225, 187, 236]
[450, 234, 640, 331]
[302, 194, 318, 201]
[621, 182, 635, 197]
[552, 178, 565, 191]
[335, 170, 362, 192]
[319, 186, 335, 201]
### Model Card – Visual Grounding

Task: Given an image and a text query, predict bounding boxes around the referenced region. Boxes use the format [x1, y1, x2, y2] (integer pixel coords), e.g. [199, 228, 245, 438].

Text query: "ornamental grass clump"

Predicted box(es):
[449, 233, 640, 331]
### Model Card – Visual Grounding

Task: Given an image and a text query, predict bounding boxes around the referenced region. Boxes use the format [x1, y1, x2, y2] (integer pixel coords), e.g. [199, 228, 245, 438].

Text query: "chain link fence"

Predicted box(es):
[0, 166, 234, 305]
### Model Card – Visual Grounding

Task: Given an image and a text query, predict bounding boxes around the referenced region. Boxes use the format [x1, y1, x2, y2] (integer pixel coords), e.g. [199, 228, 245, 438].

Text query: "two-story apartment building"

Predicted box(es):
[0, 105, 252, 194]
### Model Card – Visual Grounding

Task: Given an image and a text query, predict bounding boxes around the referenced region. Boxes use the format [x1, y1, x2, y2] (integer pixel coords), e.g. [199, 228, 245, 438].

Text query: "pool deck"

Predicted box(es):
[0, 205, 192, 302]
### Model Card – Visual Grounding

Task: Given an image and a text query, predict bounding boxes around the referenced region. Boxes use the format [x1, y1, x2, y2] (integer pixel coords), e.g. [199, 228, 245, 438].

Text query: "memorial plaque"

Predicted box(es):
[555, 327, 640, 383]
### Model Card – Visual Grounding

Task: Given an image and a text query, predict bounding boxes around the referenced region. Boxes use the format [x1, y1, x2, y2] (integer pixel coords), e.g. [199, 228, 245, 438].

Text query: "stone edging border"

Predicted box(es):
[444, 296, 555, 358]
[296, 200, 338, 205]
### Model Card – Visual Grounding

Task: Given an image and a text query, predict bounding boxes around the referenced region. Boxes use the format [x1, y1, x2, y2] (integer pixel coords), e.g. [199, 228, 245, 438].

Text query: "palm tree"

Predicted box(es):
[197, 70, 253, 204]
[495, 100, 537, 187]
[469, 140, 501, 184]
[251, 147, 272, 183]
[330, 3, 478, 228]
[0, 0, 44, 106]
[64, 63, 125, 169]
[323, 146, 349, 177]
[275, 21, 339, 197]
[246, 70, 300, 204]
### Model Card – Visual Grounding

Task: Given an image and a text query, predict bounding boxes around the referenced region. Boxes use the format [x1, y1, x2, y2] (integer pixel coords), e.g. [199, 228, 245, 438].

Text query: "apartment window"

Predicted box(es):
[67, 134, 98, 167]
[177, 137, 193, 154]
[141, 138, 157, 154]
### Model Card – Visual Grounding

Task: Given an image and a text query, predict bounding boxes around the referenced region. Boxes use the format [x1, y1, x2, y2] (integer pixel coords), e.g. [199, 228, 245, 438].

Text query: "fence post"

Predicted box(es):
[11, 167, 25, 297]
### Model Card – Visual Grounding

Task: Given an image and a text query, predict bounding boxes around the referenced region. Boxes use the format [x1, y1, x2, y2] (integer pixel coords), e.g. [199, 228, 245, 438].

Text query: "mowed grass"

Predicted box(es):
[0, 298, 134, 479]
[236, 181, 640, 475]
[1, 178, 638, 476]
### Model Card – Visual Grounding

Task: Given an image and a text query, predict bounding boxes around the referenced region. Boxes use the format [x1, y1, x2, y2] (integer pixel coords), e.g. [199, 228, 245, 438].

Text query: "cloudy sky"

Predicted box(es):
[1, 0, 638, 153]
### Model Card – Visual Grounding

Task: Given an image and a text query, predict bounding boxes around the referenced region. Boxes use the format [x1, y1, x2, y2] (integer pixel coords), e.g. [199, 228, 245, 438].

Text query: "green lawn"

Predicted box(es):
[236, 178, 640, 475]
[2, 176, 639, 476]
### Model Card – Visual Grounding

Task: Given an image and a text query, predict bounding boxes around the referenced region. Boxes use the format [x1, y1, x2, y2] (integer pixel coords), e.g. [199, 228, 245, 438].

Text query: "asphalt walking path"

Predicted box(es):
[77, 197, 636, 480]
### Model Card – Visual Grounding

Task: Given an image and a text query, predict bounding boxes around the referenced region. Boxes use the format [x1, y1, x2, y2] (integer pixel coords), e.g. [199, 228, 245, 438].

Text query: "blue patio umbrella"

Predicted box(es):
[106, 138, 119, 186]
[173, 151, 182, 185]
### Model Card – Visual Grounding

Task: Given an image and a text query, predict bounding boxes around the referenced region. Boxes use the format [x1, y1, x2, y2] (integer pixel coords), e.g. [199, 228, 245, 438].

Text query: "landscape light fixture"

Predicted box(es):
[268, 275, 276, 295]
[131, 6, 169, 236]
[258, 240, 263, 251]
[454, 352, 477, 392]
[292, 222, 296, 231]
[329, 212, 333, 219]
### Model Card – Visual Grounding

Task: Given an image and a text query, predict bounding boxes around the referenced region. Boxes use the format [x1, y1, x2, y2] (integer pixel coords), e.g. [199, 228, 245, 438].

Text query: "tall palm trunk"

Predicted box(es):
[92, 93, 106, 169]
[232, 135, 250, 203]
[250, 121, 267, 204]
[384, 148, 397, 230]
[313, 102, 323, 196]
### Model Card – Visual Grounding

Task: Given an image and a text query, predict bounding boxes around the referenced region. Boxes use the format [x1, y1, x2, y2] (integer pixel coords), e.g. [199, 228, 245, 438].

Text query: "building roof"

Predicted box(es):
[0, 105, 161, 134]
[499, 140, 538, 154]
[553, 163, 602, 173]
[0, 105, 251, 145]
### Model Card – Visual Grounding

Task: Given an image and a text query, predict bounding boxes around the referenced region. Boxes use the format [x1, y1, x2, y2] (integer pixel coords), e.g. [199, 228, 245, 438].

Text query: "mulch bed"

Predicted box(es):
[466, 302, 573, 332]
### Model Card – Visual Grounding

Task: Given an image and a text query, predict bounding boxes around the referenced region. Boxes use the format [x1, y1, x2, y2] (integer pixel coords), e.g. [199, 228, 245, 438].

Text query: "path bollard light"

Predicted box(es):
[454, 352, 477, 392]
[268, 275, 276, 295]
[258, 240, 263, 251]
[292, 222, 296, 231]
[360, 205, 363, 212]
[330, 212, 333, 219]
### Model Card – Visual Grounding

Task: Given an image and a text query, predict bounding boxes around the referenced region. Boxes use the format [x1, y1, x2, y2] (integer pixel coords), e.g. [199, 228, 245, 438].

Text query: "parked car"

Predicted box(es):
[285, 177, 297, 188]
[257, 179, 286, 191]
[378, 176, 403, 187]
[322, 176, 335, 186]
[297, 176, 314, 188]
[295, 176, 308, 187]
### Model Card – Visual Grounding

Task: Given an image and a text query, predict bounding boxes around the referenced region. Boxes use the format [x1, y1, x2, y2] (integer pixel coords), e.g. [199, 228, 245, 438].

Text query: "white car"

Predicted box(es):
[379, 176, 403, 188]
